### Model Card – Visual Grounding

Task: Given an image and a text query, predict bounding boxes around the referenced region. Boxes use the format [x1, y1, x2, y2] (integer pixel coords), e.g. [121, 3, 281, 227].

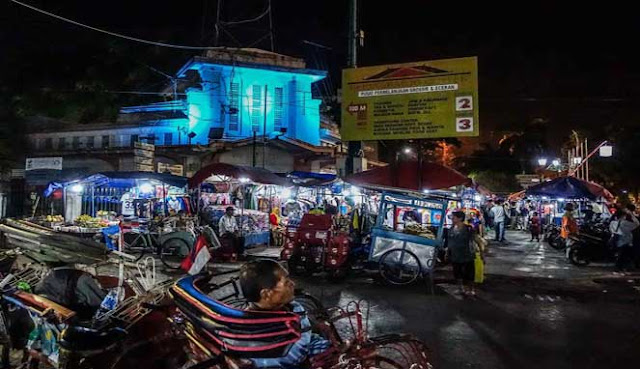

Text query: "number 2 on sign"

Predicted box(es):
[456, 117, 474, 132]
[455, 96, 473, 111]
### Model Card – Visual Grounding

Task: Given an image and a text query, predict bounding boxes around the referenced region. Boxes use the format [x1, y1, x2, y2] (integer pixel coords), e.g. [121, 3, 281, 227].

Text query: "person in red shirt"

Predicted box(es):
[529, 211, 541, 242]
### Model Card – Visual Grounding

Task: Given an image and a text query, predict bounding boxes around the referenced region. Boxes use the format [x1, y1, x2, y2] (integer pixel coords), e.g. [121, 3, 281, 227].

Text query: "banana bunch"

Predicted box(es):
[45, 215, 64, 223]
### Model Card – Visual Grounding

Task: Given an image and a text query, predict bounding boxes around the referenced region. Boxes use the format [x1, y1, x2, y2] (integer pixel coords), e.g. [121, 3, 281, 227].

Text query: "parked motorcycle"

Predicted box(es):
[543, 224, 564, 250]
[567, 222, 612, 266]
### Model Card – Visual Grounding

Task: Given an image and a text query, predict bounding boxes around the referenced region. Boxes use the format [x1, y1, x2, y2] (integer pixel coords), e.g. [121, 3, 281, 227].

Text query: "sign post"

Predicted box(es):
[341, 57, 479, 141]
[134, 142, 155, 172]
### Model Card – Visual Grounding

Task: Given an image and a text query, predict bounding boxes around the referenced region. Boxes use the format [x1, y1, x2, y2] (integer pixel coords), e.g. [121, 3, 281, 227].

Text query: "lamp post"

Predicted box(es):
[537, 158, 548, 167]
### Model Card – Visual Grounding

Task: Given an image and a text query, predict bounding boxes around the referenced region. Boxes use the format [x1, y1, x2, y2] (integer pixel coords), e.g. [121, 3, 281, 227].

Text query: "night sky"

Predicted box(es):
[2, 0, 639, 152]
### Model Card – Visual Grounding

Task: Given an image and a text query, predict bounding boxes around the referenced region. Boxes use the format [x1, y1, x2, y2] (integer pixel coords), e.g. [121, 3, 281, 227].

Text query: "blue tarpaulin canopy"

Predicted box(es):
[66, 171, 188, 189]
[287, 171, 337, 187]
[525, 176, 614, 201]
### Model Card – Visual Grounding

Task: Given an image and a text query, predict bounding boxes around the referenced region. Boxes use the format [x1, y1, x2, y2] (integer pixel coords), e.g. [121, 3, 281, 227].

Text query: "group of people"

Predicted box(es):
[561, 202, 640, 273]
[481, 199, 544, 243]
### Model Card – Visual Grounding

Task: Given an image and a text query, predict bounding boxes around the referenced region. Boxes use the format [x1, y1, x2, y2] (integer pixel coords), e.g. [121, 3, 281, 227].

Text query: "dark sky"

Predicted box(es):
[2, 0, 640, 150]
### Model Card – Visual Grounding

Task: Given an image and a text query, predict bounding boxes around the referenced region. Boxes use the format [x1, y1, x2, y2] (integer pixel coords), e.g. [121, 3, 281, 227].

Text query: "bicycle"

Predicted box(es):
[122, 219, 193, 270]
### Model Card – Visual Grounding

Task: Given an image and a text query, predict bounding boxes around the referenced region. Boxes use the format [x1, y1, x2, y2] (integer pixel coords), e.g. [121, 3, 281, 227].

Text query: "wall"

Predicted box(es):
[216, 146, 295, 173]
[186, 64, 324, 146]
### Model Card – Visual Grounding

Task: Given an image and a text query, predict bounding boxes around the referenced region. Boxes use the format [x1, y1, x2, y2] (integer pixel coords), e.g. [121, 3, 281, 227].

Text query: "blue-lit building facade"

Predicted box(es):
[26, 48, 342, 180]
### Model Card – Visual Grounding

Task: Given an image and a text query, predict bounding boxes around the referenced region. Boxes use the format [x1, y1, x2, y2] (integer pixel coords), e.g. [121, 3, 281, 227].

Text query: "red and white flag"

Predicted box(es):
[181, 235, 211, 275]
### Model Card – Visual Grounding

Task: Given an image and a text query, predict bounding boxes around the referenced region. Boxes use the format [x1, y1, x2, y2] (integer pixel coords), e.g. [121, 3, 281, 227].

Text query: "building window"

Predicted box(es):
[72, 136, 80, 149]
[251, 85, 262, 132]
[228, 82, 240, 132]
[274, 87, 284, 131]
[130, 134, 139, 147]
[86, 136, 95, 149]
[102, 135, 110, 148]
[44, 137, 53, 150]
[59, 137, 66, 150]
[164, 133, 173, 145]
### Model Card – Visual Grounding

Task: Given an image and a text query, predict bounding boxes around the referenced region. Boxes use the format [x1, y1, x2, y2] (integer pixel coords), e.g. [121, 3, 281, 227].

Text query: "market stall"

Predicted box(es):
[189, 163, 292, 248]
[43, 171, 189, 233]
[524, 176, 614, 224]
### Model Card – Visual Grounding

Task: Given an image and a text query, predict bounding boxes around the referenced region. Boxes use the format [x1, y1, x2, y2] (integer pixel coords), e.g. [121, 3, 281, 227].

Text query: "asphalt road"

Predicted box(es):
[290, 230, 640, 369]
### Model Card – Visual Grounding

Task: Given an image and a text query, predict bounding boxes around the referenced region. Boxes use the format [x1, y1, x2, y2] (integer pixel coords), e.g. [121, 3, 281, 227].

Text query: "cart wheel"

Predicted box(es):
[160, 238, 191, 270]
[122, 234, 148, 261]
[378, 249, 421, 285]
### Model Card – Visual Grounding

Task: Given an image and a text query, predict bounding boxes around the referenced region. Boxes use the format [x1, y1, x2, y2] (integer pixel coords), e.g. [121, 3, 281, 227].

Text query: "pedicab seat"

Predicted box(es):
[169, 274, 301, 359]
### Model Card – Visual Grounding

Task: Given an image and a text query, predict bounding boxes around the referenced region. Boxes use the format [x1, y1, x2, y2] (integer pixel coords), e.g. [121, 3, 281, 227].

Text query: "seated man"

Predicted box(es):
[239, 260, 331, 368]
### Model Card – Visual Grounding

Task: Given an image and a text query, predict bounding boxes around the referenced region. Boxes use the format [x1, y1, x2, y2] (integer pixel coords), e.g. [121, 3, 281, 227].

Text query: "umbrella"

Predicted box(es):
[525, 176, 614, 201]
[189, 163, 291, 187]
[345, 160, 471, 192]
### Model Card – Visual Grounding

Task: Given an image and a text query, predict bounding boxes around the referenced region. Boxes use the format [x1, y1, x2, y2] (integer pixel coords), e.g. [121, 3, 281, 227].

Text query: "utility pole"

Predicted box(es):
[345, 0, 362, 175]
[347, 0, 358, 68]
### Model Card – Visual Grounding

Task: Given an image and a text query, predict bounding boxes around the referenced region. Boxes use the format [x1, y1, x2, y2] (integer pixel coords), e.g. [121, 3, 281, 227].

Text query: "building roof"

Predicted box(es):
[177, 48, 326, 79]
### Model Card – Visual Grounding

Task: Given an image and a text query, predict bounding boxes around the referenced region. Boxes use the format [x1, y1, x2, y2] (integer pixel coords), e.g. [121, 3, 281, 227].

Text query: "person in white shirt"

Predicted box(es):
[219, 206, 239, 235]
[218, 206, 244, 258]
[490, 200, 506, 243]
[609, 207, 640, 273]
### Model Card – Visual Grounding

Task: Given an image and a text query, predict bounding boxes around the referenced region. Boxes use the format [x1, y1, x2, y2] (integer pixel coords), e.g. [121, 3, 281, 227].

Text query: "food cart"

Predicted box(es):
[368, 192, 447, 287]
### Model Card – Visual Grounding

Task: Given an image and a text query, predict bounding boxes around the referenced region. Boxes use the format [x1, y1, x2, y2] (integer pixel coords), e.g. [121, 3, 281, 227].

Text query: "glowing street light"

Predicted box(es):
[599, 144, 613, 157]
[537, 158, 548, 166]
[552, 159, 561, 167]
[70, 184, 84, 193]
[403, 147, 412, 154]
[572, 157, 582, 165]
[139, 182, 154, 193]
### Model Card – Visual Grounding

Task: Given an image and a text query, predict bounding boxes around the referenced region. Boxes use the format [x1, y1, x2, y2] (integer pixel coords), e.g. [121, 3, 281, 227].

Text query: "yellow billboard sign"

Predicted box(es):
[341, 57, 479, 141]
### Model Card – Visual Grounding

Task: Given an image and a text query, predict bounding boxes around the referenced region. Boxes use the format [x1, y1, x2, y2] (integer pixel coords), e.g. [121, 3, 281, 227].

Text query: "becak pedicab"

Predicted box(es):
[168, 265, 432, 369]
[280, 214, 351, 281]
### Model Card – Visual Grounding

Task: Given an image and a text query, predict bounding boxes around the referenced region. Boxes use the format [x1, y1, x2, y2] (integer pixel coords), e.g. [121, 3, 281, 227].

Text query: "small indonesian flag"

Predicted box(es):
[181, 235, 211, 275]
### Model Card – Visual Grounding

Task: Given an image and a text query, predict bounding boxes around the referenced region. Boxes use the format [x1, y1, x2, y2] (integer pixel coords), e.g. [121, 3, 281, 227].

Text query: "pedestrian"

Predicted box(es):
[490, 200, 506, 242]
[218, 206, 245, 259]
[626, 204, 640, 269]
[609, 206, 640, 274]
[520, 202, 530, 231]
[483, 200, 494, 231]
[529, 211, 541, 242]
[562, 203, 579, 259]
[447, 211, 480, 296]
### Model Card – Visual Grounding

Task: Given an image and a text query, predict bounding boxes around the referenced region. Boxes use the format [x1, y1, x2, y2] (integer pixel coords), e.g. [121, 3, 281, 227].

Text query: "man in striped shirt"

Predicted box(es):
[240, 260, 331, 368]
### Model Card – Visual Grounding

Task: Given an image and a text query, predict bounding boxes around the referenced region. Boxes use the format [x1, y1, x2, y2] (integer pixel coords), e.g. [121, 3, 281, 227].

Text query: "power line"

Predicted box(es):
[221, 5, 271, 26]
[9, 0, 221, 50]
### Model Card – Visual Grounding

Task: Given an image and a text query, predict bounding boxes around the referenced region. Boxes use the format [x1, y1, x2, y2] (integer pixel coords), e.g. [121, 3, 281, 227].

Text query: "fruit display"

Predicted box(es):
[75, 214, 110, 228]
[45, 215, 64, 223]
[96, 210, 117, 220]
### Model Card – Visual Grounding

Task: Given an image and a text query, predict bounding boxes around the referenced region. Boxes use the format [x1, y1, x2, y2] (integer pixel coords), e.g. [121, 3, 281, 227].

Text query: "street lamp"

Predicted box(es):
[599, 144, 613, 157]
[403, 147, 412, 154]
[537, 158, 548, 166]
[572, 157, 582, 165]
[552, 159, 560, 167]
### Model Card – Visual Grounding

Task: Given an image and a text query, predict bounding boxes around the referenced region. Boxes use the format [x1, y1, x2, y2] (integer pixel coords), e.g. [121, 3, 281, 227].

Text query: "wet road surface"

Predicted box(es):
[291, 230, 640, 369]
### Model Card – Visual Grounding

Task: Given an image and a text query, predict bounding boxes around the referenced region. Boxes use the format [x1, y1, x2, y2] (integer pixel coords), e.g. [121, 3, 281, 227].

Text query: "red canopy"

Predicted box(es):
[345, 160, 471, 192]
[189, 163, 291, 188]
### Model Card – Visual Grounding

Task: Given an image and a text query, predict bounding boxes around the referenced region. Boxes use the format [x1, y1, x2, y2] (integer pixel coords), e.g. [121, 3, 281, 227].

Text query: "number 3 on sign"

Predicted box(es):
[455, 96, 473, 111]
[456, 117, 474, 132]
